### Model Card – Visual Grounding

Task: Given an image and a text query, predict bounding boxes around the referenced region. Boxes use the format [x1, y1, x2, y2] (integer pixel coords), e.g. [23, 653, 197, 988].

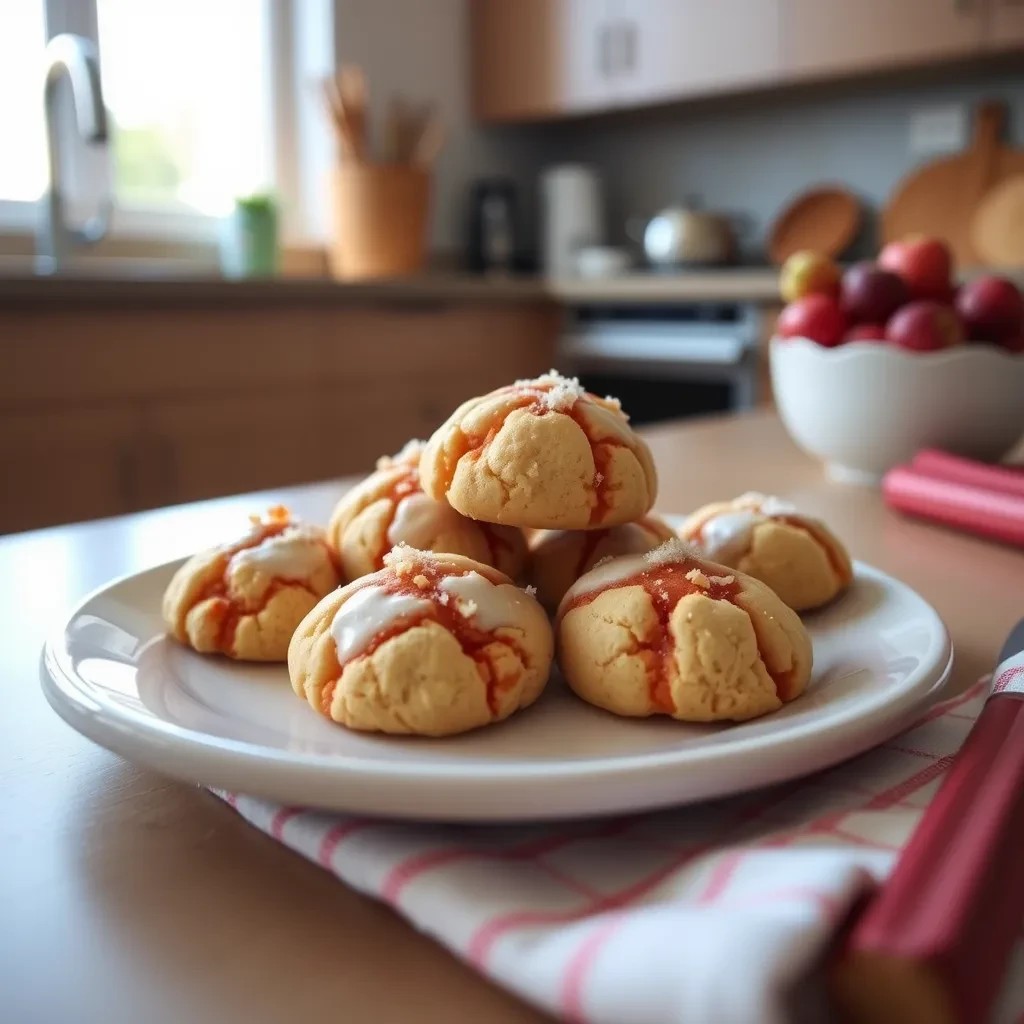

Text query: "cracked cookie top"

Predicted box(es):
[288, 547, 552, 736]
[162, 506, 341, 662]
[678, 492, 853, 612]
[556, 539, 813, 723]
[528, 514, 676, 612]
[418, 370, 658, 530]
[328, 440, 526, 582]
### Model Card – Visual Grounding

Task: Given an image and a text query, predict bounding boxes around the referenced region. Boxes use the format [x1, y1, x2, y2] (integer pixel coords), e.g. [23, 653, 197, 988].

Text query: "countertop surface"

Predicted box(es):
[0, 268, 782, 306]
[5, 410, 1024, 1024]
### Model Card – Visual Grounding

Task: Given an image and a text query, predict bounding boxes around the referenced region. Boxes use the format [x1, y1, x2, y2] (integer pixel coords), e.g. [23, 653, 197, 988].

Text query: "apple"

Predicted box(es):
[777, 294, 847, 347]
[780, 250, 841, 303]
[886, 300, 964, 352]
[843, 323, 887, 343]
[878, 236, 954, 300]
[955, 276, 1024, 343]
[840, 262, 908, 324]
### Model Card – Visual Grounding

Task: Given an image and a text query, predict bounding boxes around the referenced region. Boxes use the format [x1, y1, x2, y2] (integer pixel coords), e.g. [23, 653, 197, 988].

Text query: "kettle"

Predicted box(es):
[629, 199, 750, 268]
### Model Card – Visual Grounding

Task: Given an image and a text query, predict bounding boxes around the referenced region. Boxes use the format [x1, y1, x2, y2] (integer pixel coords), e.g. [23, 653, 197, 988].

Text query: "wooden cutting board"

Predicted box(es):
[882, 102, 1024, 267]
[971, 175, 1024, 268]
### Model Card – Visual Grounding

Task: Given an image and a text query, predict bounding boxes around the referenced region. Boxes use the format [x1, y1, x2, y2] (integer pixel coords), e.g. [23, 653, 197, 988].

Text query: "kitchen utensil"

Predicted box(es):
[413, 111, 445, 169]
[42, 550, 951, 821]
[770, 338, 1024, 483]
[574, 245, 632, 279]
[467, 178, 518, 274]
[882, 102, 1024, 266]
[540, 165, 604, 277]
[882, 464, 1024, 547]
[328, 164, 430, 279]
[910, 449, 1024, 497]
[767, 186, 861, 265]
[630, 199, 747, 268]
[832, 620, 1024, 1024]
[970, 174, 1024, 268]
[337, 65, 368, 160]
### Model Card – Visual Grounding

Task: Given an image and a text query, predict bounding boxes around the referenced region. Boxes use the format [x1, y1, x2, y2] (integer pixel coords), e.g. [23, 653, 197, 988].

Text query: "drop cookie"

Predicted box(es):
[163, 506, 341, 662]
[289, 547, 553, 736]
[528, 515, 675, 613]
[419, 370, 657, 530]
[679, 492, 853, 612]
[556, 539, 812, 723]
[328, 440, 525, 582]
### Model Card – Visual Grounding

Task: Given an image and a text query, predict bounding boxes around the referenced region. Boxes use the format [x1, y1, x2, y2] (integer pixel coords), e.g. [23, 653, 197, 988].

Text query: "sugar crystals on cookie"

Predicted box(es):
[419, 370, 658, 530]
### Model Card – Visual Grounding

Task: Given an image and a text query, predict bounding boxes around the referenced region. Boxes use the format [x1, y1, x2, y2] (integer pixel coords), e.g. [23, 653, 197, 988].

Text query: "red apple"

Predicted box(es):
[843, 323, 887, 343]
[886, 300, 964, 352]
[777, 294, 847, 347]
[840, 262, 909, 324]
[878, 236, 954, 300]
[780, 250, 841, 303]
[955, 275, 1024, 343]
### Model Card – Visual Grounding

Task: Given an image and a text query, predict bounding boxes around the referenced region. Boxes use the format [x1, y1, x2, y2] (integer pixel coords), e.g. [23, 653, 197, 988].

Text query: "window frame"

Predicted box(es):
[0, 0, 320, 246]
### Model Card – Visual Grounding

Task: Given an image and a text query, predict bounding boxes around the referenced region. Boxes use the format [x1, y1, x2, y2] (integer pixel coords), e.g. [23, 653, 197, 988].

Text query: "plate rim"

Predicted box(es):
[42, 555, 953, 791]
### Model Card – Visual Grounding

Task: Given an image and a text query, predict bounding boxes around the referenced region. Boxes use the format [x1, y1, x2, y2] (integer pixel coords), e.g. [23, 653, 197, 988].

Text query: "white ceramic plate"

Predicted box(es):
[42, 557, 952, 822]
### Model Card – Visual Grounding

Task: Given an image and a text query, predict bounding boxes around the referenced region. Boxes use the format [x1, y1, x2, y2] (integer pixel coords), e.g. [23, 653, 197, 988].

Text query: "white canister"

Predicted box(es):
[540, 165, 604, 278]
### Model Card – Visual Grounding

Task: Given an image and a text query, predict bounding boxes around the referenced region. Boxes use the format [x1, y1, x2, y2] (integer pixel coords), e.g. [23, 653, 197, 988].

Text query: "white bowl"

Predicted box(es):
[770, 337, 1024, 484]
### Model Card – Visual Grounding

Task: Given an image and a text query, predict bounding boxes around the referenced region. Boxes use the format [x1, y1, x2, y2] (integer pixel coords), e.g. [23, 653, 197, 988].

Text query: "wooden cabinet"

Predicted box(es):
[471, 0, 1022, 123]
[987, 0, 1024, 48]
[780, 0, 984, 76]
[613, 0, 781, 106]
[473, 0, 780, 120]
[0, 407, 145, 532]
[471, 0, 616, 120]
[0, 296, 558, 534]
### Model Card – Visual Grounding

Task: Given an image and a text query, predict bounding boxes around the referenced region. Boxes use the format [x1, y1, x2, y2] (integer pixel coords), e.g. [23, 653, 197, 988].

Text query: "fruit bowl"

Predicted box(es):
[770, 337, 1024, 483]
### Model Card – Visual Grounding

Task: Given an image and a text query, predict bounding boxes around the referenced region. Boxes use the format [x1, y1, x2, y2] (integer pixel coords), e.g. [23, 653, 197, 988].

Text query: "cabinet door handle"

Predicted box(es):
[597, 23, 613, 78]
[622, 20, 637, 73]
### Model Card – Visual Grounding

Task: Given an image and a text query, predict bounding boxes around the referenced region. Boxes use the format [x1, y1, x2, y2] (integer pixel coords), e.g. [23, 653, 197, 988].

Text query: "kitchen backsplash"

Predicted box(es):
[531, 64, 1024, 262]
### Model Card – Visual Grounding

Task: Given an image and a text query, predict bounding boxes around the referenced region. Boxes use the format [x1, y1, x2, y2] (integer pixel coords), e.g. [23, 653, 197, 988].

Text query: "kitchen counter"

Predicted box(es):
[5, 409, 1024, 1024]
[0, 268, 782, 307]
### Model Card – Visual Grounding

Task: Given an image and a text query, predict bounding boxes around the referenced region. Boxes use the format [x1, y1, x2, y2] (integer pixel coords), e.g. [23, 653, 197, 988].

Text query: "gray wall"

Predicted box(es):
[527, 65, 1024, 261]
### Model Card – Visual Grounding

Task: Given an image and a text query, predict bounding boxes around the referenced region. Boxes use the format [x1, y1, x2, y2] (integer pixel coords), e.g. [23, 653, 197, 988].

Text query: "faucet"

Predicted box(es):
[37, 33, 113, 274]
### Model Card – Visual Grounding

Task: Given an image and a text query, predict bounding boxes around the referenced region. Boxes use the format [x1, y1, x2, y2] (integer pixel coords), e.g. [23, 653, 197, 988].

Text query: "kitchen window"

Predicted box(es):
[0, 0, 319, 245]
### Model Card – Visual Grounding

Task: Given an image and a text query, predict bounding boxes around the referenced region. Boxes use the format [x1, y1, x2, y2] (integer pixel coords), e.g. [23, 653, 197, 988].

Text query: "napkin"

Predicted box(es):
[215, 677, 1022, 1024]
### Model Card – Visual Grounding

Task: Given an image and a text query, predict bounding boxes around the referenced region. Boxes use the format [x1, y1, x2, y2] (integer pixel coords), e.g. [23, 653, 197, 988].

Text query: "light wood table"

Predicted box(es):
[4, 412, 1023, 1024]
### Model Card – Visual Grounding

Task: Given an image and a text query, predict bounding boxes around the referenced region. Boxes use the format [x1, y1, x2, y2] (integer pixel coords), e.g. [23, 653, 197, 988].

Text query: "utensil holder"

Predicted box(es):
[328, 164, 430, 279]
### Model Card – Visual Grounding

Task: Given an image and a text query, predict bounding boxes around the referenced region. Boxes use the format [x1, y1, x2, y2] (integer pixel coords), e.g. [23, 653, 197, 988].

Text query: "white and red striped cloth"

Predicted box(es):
[215, 677, 1023, 1024]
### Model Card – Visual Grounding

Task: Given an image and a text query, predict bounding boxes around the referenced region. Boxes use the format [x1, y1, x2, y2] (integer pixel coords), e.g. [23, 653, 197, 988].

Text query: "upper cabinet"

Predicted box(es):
[612, 0, 781, 107]
[471, 0, 1024, 123]
[781, 0, 984, 76]
[470, 0, 617, 120]
[987, 0, 1024, 49]
[471, 0, 780, 121]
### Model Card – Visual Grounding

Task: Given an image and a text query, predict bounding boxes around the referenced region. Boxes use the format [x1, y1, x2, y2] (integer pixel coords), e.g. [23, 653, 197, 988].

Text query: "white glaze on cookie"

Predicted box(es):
[694, 494, 807, 562]
[438, 572, 538, 631]
[329, 586, 433, 664]
[230, 525, 330, 578]
[556, 539, 698, 617]
[387, 492, 468, 549]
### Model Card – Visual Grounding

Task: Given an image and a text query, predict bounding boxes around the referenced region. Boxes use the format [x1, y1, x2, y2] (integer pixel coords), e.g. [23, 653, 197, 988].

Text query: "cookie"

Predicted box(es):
[679, 492, 853, 612]
[163, 506, 341, 662]
[419, 370, 657, 530]
[328, 440, 526, 583]
[289, 547, 553, 736]
[528, 515, 676, 613]
[556, 539, 812, 723]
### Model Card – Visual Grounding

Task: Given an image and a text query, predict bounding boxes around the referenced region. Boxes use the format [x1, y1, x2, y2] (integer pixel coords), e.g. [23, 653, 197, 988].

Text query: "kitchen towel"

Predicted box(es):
[214, 676, 1023, 1024]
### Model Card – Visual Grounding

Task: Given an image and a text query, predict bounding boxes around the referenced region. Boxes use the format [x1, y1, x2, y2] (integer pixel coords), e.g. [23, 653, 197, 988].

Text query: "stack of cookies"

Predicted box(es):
[163, 371, 854, 738]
